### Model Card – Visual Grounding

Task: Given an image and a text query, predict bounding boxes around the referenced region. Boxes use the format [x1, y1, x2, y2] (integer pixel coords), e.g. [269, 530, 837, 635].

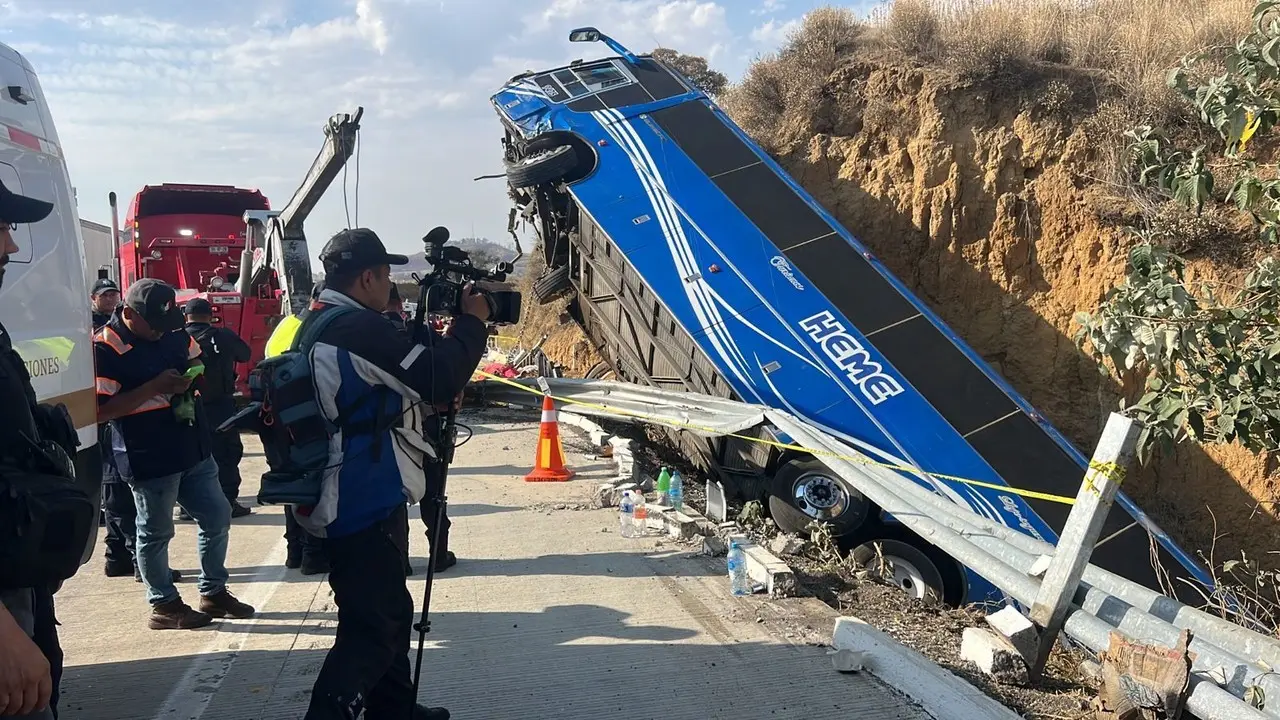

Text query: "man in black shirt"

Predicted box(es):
[90, 278, 120, 330]
[184, 298, 252, 518]
[95, 279, 255, 630]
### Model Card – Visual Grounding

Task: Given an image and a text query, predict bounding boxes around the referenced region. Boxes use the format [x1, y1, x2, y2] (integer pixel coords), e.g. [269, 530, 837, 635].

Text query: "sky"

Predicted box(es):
[0, 0, 878, 267]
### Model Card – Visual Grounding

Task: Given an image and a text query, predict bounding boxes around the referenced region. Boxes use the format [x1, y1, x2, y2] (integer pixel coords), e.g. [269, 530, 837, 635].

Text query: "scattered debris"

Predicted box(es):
[767, 533, 806, 557]
[961, 627, 1030, 686]
[1093, 630, 1192, 720]
[828, 648, 867, 673]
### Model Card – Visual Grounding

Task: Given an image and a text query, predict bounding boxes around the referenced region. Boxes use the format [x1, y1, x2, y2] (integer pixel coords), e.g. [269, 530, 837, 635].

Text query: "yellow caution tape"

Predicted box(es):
[1083, 460, 1126, 496]
[473, 370, 1081, 506]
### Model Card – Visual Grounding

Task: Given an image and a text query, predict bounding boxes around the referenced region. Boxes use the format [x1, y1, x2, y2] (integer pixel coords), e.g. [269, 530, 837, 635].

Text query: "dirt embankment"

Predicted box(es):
[749, 57, 1279, 569]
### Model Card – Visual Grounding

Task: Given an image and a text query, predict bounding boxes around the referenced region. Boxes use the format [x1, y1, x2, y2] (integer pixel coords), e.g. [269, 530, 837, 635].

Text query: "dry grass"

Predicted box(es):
[725, 0, 1253, 141]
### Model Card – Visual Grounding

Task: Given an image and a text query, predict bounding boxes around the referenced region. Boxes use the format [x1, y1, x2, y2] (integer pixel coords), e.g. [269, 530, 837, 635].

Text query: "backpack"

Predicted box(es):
[0, 432, 95, 590]
[188, 325, 234, 399]
[252, 304, 363, 507]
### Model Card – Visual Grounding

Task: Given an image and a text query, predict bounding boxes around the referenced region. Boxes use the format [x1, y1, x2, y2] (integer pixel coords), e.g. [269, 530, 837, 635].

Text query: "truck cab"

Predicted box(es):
[115, 184, 275, 395]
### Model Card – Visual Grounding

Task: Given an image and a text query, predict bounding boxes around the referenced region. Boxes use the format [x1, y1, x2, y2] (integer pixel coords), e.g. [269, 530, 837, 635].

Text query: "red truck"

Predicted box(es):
[110, 183, 274, 395]
[105, 108, 365, 396]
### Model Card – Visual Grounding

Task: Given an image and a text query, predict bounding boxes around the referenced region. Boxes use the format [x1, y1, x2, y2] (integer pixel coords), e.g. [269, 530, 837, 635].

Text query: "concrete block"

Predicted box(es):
[985, 606, 1038, 662]
[1028, 554, 1053, 578]
[592, 483, 618, 509]
[827, 648, 867, 673]
[609, 437, 632, 453]
[833, 618, 1022, 720]
[702, 535, 727, 557]
[960, 628, 1029, 686]
[705, 479, 728, 522]
[664, 509, 706, 540]
[738, 539, 796, 597]
[588, 428, 611, 447]
[767, 534, 805, 556]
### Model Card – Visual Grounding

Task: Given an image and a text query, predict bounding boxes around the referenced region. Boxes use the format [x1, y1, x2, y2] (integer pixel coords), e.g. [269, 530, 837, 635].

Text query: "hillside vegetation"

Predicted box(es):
[721, 0, 1280, 575]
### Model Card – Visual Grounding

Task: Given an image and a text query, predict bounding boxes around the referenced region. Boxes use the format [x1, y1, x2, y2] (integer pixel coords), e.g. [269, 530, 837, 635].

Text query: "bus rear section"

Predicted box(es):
[117, 183, 273, 394]
[490, 34, 1211, 605]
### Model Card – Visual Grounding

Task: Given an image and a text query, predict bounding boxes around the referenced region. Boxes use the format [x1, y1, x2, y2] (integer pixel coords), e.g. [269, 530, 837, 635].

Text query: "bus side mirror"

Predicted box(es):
[569, 27, 600, 43]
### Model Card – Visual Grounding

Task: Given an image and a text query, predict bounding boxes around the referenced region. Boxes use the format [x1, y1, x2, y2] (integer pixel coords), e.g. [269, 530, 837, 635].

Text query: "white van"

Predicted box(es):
[0, 42, 101, 563]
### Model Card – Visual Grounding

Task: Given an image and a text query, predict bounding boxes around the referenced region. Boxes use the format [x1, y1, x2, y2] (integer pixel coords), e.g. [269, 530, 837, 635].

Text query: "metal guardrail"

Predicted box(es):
[471, 376, 1280, 720]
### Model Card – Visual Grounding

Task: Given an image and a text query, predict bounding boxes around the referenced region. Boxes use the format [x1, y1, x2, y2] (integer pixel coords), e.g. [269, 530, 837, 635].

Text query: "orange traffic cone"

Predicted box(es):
[525, 394, 574, 482]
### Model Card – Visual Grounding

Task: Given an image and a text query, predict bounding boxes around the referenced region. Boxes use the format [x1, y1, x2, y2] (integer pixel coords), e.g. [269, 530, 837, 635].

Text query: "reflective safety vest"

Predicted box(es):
[264, 315, 302, 359]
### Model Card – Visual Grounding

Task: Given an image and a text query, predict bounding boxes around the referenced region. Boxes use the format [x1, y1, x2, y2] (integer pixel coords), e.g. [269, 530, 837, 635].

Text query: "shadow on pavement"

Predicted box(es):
[224, 547, 717, 586]
[58, 604, 909, 720]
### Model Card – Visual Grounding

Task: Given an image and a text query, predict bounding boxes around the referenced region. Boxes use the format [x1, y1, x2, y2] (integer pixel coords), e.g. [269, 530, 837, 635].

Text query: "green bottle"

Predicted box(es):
[656, 466, 672, 503]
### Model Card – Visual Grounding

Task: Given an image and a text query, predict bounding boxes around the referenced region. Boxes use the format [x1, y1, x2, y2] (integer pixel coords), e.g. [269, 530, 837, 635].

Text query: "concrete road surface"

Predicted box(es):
[52, 408, 930, 720]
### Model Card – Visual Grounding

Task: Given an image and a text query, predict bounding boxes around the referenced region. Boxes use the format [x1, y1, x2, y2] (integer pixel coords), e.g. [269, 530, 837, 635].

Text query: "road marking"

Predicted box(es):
[153, 534, 291, 720]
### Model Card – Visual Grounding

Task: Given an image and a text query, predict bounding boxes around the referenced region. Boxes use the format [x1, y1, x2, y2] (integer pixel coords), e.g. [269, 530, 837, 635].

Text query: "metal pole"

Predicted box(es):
[1028, 413, 1139, 678]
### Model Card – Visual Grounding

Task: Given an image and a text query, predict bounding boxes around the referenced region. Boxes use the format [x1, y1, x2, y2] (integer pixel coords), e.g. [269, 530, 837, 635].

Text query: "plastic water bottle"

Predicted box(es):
[619, 491, 636, 538]
[655, 467, 671, 505]
[632, 493, 649, 537]
[669, 470, 684, 513]
[727, 540, 751, 596]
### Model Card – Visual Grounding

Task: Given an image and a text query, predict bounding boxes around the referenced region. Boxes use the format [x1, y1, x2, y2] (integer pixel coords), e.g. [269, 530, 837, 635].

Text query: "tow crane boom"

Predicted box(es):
[239, 106, 364, 317]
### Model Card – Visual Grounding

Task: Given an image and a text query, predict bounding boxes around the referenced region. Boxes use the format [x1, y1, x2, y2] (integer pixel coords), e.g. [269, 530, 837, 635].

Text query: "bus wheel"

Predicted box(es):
[506, 145, 578, 189]
[851, 527, 965, 606]
[585, 361, 616, 380]
[532, 265, 572, 303]
[767, 457, 870, 539]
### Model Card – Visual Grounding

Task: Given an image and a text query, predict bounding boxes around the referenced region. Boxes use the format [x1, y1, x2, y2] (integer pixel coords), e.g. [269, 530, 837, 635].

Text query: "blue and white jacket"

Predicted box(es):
[299, 288, 488, 538]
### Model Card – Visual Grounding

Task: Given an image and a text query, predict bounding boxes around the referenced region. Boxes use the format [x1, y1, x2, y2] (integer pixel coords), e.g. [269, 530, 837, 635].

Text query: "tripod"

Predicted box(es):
[408, 406, 455, 713]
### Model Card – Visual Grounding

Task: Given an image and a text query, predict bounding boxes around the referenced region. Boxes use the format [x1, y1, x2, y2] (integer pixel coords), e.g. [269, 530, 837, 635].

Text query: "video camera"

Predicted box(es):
[417, 226, 522, 326]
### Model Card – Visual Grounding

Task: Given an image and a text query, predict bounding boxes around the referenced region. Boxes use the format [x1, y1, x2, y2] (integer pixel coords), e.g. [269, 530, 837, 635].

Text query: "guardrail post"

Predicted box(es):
[1027, 412, 1141, 680]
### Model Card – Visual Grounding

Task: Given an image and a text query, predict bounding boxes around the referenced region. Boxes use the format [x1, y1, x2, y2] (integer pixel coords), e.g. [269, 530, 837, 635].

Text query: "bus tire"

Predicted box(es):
[851, 527, 966, 606]
[505, 145, 578, 189]
[532, 265, 572, 303]
[767, 456, 870, 539]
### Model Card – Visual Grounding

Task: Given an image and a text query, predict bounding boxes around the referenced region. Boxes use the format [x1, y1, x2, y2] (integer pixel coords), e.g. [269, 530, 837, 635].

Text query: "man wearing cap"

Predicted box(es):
[0, 179, 74, 720]
[299, 228, 490, 720]
[94, 278, 255, 630]
[183, 298, 253, 518]
[90, 278, 120, 331]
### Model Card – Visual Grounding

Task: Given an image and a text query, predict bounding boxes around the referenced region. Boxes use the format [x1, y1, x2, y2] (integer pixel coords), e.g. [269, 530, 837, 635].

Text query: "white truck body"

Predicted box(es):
[0, 39, 102, 563]
[78, 217, 115, 291]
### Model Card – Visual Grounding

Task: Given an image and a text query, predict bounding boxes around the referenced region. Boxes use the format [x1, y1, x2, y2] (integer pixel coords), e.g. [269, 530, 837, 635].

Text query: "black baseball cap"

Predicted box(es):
[124, 278, 184, 333]
[0, 178, 53, 224]
[91, 278, 120, 296]
[184, 297, 213, 316]
[319, 228, 407, 274]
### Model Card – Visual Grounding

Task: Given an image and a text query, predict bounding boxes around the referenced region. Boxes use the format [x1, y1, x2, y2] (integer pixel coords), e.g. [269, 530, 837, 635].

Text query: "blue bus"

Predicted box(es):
[489, 27, 1211, 605]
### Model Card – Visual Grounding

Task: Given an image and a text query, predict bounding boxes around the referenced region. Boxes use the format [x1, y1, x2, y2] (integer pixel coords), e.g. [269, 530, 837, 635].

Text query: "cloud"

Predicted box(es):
[753, 0, 786, 14]
[749, 18, 799, 47]
[0, 0, 827, 265]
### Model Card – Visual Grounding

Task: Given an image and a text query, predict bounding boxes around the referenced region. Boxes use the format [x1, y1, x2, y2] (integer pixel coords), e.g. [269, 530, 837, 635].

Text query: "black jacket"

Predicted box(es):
[185, 323, 251, 402]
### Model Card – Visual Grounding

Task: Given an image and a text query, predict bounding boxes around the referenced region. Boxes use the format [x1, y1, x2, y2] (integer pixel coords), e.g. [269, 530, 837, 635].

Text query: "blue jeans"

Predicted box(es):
[129, 456, 231, 605]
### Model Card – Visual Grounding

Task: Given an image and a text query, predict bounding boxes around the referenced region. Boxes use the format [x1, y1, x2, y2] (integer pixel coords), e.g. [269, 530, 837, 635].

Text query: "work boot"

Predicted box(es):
[199, 589, 255, 619]
[135, 567, 183, 583]
[434, 551, 457, 573]
[149, 599, 213, 630]
[230, 502, 253, 519]
[300, 554, 331, 576]
[411, 704, 450, 720]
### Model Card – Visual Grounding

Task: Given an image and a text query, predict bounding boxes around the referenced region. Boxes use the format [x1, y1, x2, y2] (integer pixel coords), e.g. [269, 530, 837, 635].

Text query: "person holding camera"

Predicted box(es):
[300, 228, 489, 720]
